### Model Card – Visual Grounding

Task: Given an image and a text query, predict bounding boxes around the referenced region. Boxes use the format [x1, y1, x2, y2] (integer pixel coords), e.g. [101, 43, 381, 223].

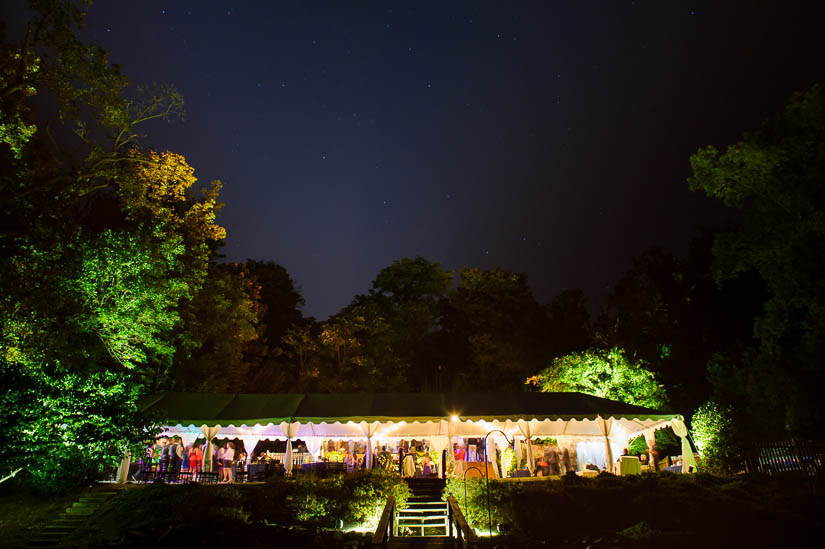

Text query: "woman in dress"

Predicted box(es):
[189, 444, 203, 480]
[453, 442, 466, 461]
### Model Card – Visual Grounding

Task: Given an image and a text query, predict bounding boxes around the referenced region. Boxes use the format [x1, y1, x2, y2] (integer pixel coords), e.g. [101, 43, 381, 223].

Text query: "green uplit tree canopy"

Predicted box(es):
[530, 347, 668, 410]
[0, 0, 229, 491]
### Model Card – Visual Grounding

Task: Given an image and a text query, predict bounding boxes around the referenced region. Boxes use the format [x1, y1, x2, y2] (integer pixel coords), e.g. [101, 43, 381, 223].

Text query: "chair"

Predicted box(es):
[199, 471, 219, 484]
[619, 456, 641, 476]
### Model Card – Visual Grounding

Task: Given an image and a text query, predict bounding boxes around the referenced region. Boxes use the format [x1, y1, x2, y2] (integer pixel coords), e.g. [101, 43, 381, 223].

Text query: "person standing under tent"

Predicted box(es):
[167, 436, 182, 481]
[181, 444, 191, 472]
[224, 441, 236, 482]
[158, 437, 170, 472]
[216, 442, 226, 481]
[402, 450, 416, 478]
[454, 442, 466, 461]
[189, 444, 203, 480]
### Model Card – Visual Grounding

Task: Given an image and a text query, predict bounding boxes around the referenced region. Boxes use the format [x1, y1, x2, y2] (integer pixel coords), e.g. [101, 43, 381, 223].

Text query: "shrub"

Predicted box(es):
[628, 434, 648, 456]
[654, 426, 680, 457]
[343, 469, 410, 526]
[258, 469, 409, 528]
[692, 400, 740, 473]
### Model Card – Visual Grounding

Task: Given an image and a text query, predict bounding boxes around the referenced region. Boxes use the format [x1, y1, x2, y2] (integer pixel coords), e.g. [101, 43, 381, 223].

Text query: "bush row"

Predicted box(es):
[445, 472, 823, 546]
[64, 470, 409, 547]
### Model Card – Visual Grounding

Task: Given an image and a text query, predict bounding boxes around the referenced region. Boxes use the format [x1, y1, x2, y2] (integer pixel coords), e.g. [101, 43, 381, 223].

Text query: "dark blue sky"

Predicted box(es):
[4, 1, 824, 318]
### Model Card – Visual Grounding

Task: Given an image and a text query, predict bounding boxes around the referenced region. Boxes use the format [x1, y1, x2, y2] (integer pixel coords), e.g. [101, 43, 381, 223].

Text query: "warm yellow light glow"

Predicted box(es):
[451, 415, 459, 422]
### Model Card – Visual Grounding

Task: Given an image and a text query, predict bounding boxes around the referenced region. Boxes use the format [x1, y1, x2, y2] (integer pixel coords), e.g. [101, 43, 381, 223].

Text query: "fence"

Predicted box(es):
[745, 440, 825, 479]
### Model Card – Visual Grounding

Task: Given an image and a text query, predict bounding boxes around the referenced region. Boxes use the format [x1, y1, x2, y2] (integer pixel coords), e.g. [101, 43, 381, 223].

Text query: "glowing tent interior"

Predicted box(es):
[118, 392, 697, 481]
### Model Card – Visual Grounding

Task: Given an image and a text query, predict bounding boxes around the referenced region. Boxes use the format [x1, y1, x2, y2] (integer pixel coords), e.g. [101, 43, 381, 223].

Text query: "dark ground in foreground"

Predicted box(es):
[2, 472, 822, 548]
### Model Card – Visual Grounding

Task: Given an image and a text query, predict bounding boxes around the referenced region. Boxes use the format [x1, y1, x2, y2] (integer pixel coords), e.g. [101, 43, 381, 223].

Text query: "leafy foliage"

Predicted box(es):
[445, 267, 549, 390]
[653, 426, 681, 457]
[0, 363, 157, 493]
[259, 469, 410, 527]
[173, 263, 263, 392]
[627, 435, 648, 456]
[0, 1, 231, 491]
[530, 347, 668, 409]
[688, 85, 825, 437]
[446, 473, 821, 545]
[691, 400, 739, 474]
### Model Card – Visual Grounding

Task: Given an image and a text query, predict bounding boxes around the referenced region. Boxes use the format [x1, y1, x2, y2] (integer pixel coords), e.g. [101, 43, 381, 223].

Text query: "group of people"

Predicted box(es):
[142, 437, 246, 483]
[618, 445, 678, 472]
[398, 440, 437, 478]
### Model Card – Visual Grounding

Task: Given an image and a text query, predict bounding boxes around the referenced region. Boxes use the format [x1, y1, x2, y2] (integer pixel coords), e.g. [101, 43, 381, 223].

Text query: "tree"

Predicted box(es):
[278, 324, 321, 388]
[688, 85, 825, 436]
[0, 0, 223, 490]
[444, 268, 549, 390]
[546, 288, 591, 359]
[336, 257, 453, 391]
[172, 263, 263, 392]
[242, 260, 305, 350]
[320, 316, 365, 377]
[0, 365, 156, 493]
[528, 347, 668, 410]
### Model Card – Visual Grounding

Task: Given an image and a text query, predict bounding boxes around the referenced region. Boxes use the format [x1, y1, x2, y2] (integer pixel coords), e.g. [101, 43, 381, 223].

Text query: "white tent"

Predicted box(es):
[132, 391, 692, 480]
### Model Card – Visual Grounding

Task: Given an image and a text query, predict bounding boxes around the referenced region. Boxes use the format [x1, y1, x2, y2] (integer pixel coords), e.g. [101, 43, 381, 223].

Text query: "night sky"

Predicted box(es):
[4, 1, 824, 319]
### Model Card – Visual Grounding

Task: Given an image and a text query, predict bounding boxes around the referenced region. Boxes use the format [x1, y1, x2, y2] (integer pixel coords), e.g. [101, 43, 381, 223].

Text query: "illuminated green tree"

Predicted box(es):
[0, 365, 157, 493]
[530, 347, 668, 409]
[0, 1, 226, 490]
[690, 400, 739, 473]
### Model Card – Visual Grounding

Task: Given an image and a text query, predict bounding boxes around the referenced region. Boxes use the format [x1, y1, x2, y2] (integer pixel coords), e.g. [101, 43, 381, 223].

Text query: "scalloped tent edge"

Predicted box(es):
[115, 391, 696, 480]
[137, 391, 680, 426]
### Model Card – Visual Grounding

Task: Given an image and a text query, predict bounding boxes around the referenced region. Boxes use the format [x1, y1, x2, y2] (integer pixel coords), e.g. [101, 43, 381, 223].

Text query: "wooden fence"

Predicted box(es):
[745, 440, 825, 479]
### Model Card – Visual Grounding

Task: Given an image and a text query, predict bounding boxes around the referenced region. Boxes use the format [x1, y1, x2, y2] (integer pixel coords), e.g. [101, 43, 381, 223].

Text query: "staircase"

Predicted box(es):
[395, 478, 449, 538]
[24, 491, 116, 549]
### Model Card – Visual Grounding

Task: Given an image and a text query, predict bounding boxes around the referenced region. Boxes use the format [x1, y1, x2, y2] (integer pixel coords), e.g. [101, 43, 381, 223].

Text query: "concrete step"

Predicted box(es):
[397, 515, 449, 522]
[398, 507, 447, 515]
[43, 526, 77, 534]
[408, 495, 444, 502]
[71, 501, 101, 508]
[387, 538, 454, 548]
[398, 515, 448, 523]
[28, 533, 63, 541]
[24, 491, 116, 549]
[78, 496, 108, 503]
[53, 516, 86, 524]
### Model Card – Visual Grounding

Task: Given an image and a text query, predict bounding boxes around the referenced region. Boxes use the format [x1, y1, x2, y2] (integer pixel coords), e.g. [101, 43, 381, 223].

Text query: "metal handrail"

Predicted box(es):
[371, 496, 395, 548]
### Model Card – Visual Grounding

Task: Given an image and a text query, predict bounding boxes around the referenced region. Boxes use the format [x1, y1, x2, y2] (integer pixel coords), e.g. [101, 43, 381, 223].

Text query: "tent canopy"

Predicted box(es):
[140, 393, 303, 427]
[140, 392, 677, 427]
